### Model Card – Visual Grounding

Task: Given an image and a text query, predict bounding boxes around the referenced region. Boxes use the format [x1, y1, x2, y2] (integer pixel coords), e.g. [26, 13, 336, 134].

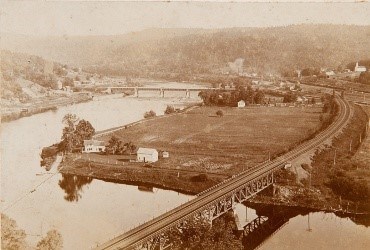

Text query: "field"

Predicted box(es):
[99, 105, 323, 175]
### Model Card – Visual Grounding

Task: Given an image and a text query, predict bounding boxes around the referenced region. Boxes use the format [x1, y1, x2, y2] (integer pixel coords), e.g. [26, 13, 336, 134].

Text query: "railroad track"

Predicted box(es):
[96, 95, 351, 250]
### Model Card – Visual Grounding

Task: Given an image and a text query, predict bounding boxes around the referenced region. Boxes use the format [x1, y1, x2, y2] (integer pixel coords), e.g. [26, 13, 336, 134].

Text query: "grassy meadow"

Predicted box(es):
[99, 106, 323, 175]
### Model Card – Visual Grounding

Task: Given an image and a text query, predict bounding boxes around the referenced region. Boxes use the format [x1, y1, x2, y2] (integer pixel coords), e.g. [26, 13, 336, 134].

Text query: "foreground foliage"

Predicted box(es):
[168, 212, 242, 250]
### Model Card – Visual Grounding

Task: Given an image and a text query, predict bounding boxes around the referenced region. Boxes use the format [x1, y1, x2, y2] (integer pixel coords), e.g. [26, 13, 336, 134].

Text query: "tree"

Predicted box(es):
[253, 89, 265, 104]
[1, 214, 27, 250]
[36, 230, 63, 250]
[61, 114, 79, 153]
[74, 120, 95, 148]
[60, 114, 95, 153]
[168, 212, 242, 250]
[63, 77, 74, 87]
[165, 105, 175, 114]
[106, 136, 121, 155]
[144, 110, 156, 119]
[216, 110, 224, 117]
[123, 141, 137, 154]
[283, 91, 297, 103]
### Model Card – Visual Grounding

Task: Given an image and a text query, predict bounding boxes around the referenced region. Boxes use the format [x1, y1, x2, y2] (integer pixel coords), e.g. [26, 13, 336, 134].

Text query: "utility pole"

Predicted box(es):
[307, 213, 312, 232]
[349, 139, 352, 152]
[333, 149, 337, 166]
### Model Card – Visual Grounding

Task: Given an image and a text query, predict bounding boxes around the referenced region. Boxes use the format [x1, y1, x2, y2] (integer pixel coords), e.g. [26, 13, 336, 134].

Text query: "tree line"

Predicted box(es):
[105, 136, 136, 155]
[198, 86, 300, 107]
[198, 86, 265, 107]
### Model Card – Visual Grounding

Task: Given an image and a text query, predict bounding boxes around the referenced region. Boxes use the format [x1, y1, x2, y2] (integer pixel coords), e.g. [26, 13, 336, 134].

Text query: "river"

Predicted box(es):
[1, 83, 369, 249]
[1, 88, 198, 249]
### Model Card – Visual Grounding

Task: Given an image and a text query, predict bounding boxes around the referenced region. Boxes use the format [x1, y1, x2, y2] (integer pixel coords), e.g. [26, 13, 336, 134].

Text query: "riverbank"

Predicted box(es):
[1, 94, 92, 122]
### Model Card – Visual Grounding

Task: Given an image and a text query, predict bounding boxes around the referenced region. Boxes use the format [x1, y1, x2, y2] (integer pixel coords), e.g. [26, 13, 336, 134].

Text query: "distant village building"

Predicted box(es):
[82, 140, 106, 153]
[56, 80, 63, 90]
[162, 151, 170, 158]
[137, 148, 158, 163]
[325, 70, 335, 77]
[237, 100, 246, 108]
[73, 81, 81, 86]
[228, 58, 245, 74]
[355, 62, 367, 72]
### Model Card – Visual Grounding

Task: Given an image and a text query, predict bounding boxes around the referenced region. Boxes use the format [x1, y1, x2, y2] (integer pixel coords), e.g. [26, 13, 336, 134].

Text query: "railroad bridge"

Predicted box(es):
[96, 95, 351, 250]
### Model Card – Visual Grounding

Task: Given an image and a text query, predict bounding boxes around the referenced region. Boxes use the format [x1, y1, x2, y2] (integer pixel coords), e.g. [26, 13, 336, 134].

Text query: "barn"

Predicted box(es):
[137, 148, 159, 163]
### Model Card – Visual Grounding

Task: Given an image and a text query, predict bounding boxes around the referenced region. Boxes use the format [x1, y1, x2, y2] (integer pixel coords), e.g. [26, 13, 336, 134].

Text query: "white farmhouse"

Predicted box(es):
[355, 62, 367, 72]
[237, 100, 246, 108]
[137, 148, 158, 163]
[82, 140, 106, 153]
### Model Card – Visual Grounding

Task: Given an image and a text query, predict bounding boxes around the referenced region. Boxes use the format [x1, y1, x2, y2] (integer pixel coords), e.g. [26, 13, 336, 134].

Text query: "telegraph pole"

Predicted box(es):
[333, 149, 337, 166]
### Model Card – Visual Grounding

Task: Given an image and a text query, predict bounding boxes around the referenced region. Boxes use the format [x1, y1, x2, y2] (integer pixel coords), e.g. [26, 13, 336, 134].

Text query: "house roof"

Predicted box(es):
[137, 147, 158, 155]
[83, 140, 105, 147]
[238, 100, 245, 103]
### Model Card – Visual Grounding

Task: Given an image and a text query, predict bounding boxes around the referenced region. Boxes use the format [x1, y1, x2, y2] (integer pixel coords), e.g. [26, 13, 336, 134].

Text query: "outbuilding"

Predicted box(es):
[82, 140, 106, 153]
[137, 147, 159, 163]
[162, 151, 170, 158]
[237, 100, 246, 108]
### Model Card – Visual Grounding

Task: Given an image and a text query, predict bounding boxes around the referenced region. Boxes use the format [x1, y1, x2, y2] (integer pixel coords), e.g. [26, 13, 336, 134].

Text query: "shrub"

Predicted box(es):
[144, 110, 156, 119]
[191, 174, 208, 182]
[328, 171, 369, 201]
[216, 110, 224, 117]
[165, 105, 175, 114]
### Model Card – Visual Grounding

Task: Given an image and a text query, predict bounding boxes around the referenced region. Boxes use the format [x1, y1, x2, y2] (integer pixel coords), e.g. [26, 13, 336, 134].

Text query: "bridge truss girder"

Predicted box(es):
[133, 170, 274, 250]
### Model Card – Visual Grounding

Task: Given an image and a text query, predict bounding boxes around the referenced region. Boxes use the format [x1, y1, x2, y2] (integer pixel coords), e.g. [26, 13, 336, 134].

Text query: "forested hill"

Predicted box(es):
[2, 25, 369, 76]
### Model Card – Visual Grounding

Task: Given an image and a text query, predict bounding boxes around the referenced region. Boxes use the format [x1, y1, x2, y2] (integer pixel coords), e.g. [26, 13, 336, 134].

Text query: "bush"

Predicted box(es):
[328, 171, 369, 201]
[144, 110, 156, 119]
[165, 105, 175, 114]
[191, 174, 208, 182]
[216, 110, 224, 117]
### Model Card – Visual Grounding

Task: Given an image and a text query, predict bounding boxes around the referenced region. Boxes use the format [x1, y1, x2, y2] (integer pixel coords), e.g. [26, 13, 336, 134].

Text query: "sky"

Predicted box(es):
[1, 1, 370, 37]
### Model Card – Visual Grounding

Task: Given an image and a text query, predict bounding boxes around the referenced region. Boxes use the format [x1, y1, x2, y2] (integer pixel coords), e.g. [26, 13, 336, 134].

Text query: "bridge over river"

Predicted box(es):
[96, 95, 351, 250]
[94, 86, 220, 98]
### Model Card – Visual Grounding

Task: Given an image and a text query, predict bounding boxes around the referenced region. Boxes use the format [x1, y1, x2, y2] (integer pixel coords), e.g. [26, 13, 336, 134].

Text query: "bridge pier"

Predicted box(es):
[160, 89, 164, 98]
[134, 87, 139, 98]
[185, 89, 190, 99]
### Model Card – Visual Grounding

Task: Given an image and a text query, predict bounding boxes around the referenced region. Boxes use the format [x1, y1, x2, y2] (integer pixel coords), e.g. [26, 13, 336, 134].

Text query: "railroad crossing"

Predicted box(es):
[96, 95, 351, 250]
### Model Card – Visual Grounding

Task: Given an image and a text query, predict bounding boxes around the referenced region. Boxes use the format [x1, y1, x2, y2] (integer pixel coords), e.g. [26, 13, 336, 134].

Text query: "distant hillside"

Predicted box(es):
[1, 25, 370, 76]
[0, 50, 65, 103]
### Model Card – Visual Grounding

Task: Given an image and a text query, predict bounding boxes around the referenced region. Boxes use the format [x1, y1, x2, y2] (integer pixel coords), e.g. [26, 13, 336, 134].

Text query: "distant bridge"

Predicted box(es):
[96, 95, 351, 250]
[94, 86, 220, 98]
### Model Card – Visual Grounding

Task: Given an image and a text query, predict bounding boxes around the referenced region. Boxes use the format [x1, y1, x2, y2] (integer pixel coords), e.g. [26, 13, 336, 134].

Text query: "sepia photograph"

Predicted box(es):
[1, 1, 370, 249]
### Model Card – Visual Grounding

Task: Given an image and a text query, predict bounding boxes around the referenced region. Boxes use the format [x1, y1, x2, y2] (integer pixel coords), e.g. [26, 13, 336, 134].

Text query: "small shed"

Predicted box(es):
[83, 140, 106, 153]
[162, 151, 170, 158]
[237, 100, 246, 108]
[137, 148, 158, 163]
